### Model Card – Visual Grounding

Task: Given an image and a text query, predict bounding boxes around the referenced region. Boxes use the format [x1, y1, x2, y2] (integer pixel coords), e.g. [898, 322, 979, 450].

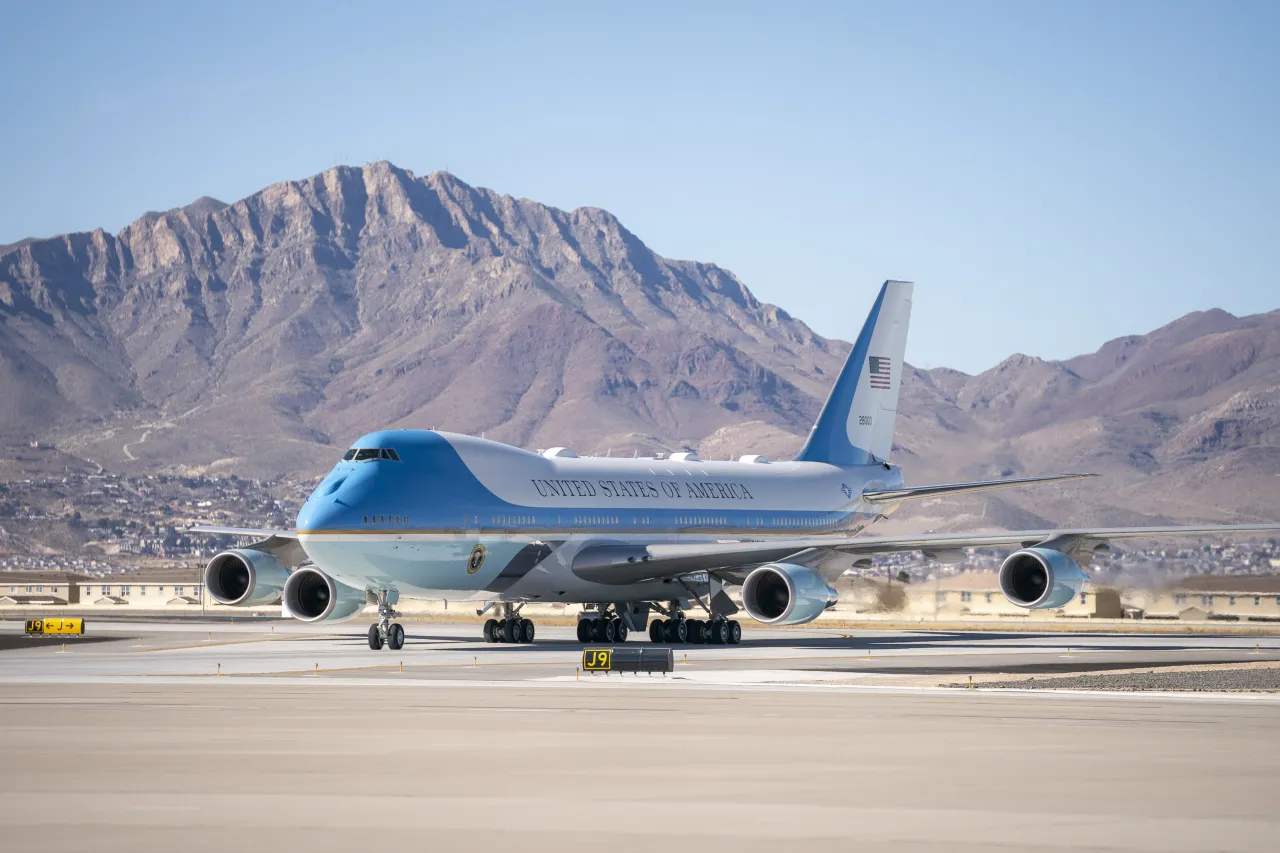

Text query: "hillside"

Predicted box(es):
[1, 161, 1277, 525]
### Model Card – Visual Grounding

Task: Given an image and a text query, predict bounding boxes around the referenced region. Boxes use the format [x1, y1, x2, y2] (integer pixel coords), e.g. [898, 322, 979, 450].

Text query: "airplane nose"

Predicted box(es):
[298, 467, 375, 530]
[297, 497, 350, 531]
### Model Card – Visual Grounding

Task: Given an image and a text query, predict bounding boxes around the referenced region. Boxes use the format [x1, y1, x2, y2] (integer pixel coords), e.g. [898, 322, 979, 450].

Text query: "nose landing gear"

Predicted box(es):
[368, 590, 405, 650]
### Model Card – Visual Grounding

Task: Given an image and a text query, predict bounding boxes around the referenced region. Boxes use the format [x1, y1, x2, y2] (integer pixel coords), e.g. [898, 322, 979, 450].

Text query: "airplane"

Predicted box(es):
[196, 280, 1280, 650]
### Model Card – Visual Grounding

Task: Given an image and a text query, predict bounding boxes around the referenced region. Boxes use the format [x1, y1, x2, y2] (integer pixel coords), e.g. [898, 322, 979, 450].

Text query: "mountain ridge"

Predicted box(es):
[2, 161, 1277, 527]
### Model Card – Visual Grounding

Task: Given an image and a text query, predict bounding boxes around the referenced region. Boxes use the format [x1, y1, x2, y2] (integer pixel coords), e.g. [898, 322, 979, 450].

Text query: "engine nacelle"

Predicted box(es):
[740, 563, 838, 626]
[998, 547, 1088, 609]
[203, 549, 290, 606]
[282, 567, 366, 622]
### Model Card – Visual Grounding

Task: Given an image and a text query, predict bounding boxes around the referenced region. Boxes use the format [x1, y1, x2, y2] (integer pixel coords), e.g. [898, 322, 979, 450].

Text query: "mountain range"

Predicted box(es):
[2, 161, 1277, 527]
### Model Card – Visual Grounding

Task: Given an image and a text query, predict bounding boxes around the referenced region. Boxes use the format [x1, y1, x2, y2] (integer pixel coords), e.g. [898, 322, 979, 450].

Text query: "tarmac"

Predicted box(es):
[1, 620, 1278, 851]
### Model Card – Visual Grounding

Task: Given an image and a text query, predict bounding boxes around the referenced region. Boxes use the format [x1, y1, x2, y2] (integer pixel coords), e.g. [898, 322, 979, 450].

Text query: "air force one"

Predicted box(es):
[197, 280, 1280, 650]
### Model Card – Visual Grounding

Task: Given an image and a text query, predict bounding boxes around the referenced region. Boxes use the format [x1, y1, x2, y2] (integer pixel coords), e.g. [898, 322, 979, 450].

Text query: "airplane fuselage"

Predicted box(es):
[296, 429, 903, 603]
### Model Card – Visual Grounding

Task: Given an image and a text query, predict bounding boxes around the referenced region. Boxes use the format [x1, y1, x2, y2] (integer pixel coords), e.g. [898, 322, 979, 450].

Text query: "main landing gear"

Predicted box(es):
[368, 591, 405, 651]
[648, 611, 742, 645]
[483, 604, 535, 644]
[576, 607, 630, 643]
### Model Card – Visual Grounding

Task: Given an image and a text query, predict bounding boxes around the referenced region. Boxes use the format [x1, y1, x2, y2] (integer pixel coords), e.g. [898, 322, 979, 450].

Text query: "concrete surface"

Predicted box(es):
[2, 621, 1279, 851]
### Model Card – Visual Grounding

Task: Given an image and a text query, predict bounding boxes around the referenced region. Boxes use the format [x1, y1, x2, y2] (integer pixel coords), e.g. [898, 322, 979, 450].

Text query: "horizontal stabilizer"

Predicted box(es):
[861, 473, 1096, 504]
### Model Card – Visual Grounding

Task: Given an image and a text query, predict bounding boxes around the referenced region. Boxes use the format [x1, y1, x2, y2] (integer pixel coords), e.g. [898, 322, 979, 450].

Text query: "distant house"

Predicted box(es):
[77, 570, 204, 607]
[0, 572, 85, 606]
[1124, 576, 1280, 621]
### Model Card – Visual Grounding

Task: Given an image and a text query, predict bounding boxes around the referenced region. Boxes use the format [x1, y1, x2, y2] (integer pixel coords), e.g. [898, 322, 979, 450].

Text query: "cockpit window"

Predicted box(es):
[346, 447, 402, 462]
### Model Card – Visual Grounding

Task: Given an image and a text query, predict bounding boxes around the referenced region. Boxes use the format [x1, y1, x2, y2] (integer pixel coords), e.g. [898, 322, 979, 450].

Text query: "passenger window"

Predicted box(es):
[342, 449, 357, 461]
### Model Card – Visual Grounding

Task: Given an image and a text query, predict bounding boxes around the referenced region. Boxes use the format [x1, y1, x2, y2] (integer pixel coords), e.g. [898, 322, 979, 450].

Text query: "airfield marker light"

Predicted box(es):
[1067, 647, 1071, 657]
[867, 649, 871, 660]
[683, 653, 687, 664]
[968, 676, 973, 690]
[576, 667, 579, 681]
[1253, 644, 1262, 655]
[474, 656, 477, 667]
[314, 662, 319, 676]
[400, 661, 403, 674]
[217, 663, 221, 677]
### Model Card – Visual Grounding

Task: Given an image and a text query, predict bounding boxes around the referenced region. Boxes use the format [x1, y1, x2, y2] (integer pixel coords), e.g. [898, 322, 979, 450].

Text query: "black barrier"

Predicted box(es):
[582, 647, 674, 674]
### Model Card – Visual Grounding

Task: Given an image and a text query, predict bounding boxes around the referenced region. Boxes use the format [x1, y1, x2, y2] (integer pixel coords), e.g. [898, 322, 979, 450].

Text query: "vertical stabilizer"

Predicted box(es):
[794, 280, 913, 466]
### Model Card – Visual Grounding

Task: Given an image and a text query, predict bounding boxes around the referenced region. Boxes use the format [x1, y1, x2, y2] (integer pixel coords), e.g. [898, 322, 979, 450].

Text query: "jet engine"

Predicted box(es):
[998, 547, 1088, 609]
[282, 566, 366, 622]
[740, 563, 838, 626]
[203, 549, 290, 607]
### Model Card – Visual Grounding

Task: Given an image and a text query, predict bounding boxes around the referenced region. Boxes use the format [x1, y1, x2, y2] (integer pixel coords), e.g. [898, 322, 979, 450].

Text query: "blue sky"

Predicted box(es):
[1, 1, 1276, 373]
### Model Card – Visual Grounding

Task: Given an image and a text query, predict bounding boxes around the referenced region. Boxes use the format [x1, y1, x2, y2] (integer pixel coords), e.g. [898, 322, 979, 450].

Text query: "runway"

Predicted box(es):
[3, 620, 1280, 687]
[2, 621, 1278, 851]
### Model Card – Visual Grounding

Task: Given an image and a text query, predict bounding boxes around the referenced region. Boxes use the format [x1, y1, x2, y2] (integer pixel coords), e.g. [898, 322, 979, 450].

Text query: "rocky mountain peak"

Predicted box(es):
[1, 163, 1277, 524]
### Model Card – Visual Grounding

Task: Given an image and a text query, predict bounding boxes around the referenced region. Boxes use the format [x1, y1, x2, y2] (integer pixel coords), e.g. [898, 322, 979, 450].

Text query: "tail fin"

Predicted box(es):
[794, 280, 913, 466]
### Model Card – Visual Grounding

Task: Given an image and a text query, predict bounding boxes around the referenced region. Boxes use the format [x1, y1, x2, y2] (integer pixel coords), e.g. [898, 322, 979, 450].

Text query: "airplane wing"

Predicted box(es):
[190, 525, 306, 567]
[571, 523, 1280, 585]
[191, 525, 298, 539]
[861, 473, 1095, 504]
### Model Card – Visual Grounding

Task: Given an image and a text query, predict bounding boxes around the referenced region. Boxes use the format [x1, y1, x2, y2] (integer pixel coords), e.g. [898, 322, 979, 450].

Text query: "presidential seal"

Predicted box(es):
[467, 543, 487, 574]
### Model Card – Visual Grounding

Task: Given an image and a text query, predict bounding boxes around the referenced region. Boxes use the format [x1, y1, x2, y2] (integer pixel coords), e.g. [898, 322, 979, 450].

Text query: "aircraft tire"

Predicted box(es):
[672, 619, 688, 644]
[502, 618, 519, 643]
[576, 620, 589, 643]
[711, 620, 728, 645]
[387, 623, 405, 650]
[483, 619, 499, 643]
[368, 624, 383, 650]
[603, 619, 617, 643]
[648, 620, 663, 643]
[614, 618, 628, 642]
[520, 619, 535, 643]
[728, 620, 742, 645]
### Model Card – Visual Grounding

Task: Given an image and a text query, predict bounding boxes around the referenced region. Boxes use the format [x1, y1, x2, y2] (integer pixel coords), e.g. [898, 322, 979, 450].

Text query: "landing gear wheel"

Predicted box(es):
[368, 624, 383, 650]
[484, 619, 499, 643]
[520, 618, 535, 644]
[576, 620, 590, 643]
[603, 618, 617, 643]
[648, 620, 664, 643]
[387, 623, 405, 650]
[711, 620, 729, 645]
[614, 618, 628, 642]
[502, 618, 519, 643]
[672, 619, 688, 644]
[687, 619, 704, 644]
[728, 620, 742, 645]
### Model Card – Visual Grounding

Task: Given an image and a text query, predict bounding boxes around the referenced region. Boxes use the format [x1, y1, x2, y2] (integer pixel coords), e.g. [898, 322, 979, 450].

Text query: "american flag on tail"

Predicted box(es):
[868, 355, 892, 389]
